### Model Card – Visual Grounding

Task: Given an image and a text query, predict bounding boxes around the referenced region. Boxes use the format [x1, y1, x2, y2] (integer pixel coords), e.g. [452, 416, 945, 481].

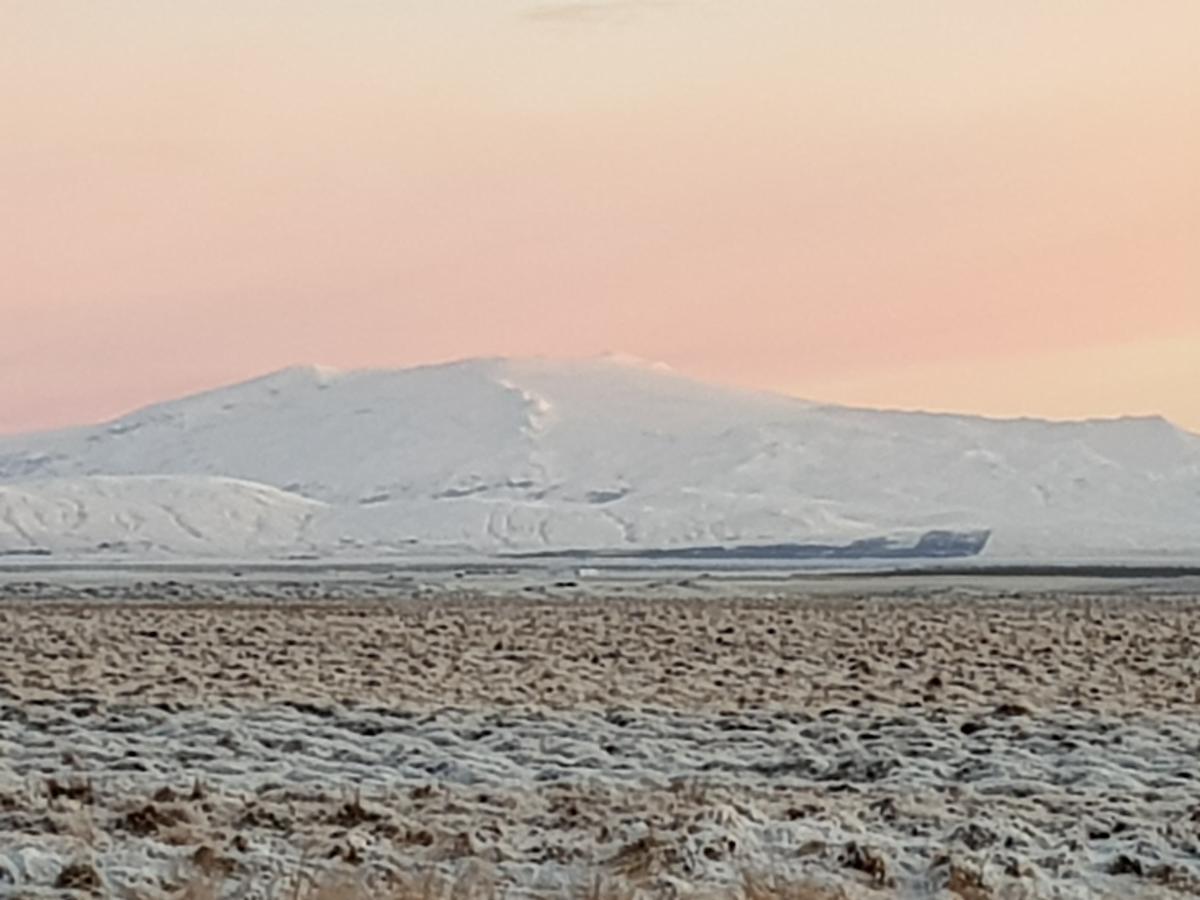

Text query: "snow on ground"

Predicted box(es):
[1, 592, 1199, 899]
[1, 355, 1200, 560]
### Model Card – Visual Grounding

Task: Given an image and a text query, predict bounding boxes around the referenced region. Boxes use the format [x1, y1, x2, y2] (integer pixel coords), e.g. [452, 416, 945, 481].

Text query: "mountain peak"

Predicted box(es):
[2, 355, 1200, 560]
[591, 351, 675, 372]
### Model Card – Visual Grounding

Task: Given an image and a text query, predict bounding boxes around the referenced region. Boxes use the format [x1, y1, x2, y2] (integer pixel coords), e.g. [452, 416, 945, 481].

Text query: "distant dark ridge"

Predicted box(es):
[508, 529, 991, 561]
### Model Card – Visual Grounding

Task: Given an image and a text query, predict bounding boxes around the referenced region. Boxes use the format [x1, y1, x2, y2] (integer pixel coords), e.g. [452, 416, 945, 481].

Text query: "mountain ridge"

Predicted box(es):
[8, 355, 1191, 439]
[1, 356, 1197, 561]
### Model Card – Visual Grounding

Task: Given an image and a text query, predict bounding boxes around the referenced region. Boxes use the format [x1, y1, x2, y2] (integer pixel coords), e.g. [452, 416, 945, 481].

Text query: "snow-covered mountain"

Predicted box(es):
[2, 355, 1199, 561]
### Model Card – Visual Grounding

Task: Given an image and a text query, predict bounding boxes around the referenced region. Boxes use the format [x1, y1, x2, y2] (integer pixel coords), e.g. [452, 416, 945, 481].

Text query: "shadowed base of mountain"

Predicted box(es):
[508, 528, 991, 561]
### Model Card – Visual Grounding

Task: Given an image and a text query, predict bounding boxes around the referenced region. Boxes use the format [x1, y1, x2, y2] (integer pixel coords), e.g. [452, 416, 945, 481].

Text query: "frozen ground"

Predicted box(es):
[2, 587, 1199, 898]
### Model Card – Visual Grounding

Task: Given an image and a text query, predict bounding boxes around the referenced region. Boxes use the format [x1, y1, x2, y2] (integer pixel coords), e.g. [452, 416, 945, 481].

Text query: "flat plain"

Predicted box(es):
[2, 585, 1199, 898]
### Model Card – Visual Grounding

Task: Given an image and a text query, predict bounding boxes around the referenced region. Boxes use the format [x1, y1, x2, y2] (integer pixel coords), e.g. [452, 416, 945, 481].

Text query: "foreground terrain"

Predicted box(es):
[1, 591, 1199, 898]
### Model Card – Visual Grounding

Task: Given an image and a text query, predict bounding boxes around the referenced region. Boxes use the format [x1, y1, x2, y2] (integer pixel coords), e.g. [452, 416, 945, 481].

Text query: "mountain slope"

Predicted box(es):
[2, 355, 1198, 560]
[0, 476, 322, 558]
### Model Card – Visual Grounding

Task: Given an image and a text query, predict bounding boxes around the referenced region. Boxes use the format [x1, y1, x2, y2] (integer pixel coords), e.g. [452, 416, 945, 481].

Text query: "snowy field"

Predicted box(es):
[2, 579, 1200, 898]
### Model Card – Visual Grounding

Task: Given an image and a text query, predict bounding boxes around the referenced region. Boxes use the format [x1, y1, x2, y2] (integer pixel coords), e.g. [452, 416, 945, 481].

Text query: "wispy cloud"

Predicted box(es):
[521, 1, 679, 27]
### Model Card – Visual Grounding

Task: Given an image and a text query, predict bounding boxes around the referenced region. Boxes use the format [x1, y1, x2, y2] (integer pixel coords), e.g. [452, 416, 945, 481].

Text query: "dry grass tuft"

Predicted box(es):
[606, 834, 680, 882]
[47, 776, 96, 805]
[177, 876, 221, 900]
[575, 875, 637, 900]
[284, 867, 498, 900]
[55, 859, 102, 891]
[328, 795, 384, 829]
[838, 842, 893, 888]
[945, 863, 991, 900]
[741, 873, 849, 900]
[119, 801, 191, 837]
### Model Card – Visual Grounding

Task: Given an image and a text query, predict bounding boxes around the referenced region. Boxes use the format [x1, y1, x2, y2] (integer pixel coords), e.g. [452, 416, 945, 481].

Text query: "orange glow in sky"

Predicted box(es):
[3, 2, 1198, 433]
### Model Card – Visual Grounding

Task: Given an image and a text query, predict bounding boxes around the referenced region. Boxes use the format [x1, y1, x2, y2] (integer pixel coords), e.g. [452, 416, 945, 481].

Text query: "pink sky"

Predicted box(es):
[3, 2, 1199, 433]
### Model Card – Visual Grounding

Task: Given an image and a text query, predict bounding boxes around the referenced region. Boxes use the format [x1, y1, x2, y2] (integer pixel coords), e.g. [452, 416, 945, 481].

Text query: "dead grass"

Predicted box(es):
[740, 873, 849, 900]
[55, 859, 102, 891]
[11, 595, 1200, 900]
[6, 595, 1199, 713]
[151, 860, 1200, 900]
[167, 870, 855, 900]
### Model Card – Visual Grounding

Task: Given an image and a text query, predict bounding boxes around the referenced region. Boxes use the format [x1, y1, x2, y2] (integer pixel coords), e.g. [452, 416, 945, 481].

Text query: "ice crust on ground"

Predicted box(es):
[1, 593, 1198, 899]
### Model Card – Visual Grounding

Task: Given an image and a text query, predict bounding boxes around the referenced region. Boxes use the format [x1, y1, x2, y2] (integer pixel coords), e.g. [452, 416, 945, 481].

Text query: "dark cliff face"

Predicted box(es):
[512, 529, 992, 561]
[908, 529, 992, 558]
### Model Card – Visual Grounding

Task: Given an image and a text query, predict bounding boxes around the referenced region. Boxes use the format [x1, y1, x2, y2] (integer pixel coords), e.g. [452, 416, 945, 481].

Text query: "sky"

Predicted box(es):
[3, 1, 1199, 434]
